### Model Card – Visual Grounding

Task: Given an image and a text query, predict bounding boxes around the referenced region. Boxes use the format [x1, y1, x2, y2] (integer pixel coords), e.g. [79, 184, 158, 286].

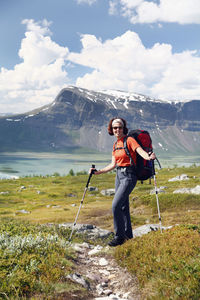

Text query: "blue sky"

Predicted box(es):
[1, 0, 200, 113]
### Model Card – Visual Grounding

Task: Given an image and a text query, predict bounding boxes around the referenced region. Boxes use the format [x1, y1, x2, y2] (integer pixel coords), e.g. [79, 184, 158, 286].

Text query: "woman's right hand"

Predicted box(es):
[89, 167, 97, 175]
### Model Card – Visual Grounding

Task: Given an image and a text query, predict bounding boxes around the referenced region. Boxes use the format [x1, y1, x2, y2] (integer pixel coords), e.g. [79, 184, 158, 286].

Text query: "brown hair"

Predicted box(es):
[107, 117, 128, 136]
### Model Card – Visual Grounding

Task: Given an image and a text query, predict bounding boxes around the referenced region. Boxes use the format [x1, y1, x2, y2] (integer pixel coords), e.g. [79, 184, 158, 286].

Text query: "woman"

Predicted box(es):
[90, 118, 156, 247]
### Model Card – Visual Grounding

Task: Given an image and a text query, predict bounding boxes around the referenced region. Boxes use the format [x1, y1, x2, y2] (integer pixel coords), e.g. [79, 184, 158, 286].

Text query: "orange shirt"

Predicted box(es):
[112, 136, 140, 167]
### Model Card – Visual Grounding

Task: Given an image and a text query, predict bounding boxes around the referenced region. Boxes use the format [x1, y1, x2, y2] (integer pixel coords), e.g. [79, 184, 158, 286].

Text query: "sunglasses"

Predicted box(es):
[112, 126, 123, 130]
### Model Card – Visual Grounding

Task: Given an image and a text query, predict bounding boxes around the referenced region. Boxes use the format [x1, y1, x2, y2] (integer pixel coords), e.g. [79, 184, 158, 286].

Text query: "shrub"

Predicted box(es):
[68, 169, 75, 176]
[115, 225, 200, 299]
[0, 219, 74, 299]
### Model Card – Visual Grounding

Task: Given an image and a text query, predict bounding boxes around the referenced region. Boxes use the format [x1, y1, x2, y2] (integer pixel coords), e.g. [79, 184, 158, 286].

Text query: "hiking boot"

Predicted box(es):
[108, 237, 125, 247]
[125, 235, 133, 240]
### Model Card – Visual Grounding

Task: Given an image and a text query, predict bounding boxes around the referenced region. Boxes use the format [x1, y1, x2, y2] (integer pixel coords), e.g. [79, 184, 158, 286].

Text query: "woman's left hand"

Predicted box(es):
[149, 152, 156, 160]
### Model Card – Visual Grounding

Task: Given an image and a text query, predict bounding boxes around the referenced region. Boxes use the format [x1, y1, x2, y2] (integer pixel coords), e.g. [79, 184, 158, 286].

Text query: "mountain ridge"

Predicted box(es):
[0, 86, 200, 156]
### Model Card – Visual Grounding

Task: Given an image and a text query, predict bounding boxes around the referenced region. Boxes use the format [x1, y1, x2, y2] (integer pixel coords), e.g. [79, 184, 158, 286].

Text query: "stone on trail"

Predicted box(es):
[66, 273, 90, 290]
[99, 258, 109, 266]
[88, 245, 103, 255]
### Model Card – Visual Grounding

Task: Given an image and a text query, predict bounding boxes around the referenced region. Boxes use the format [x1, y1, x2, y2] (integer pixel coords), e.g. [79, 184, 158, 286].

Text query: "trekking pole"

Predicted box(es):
[155, 157, 162, 169]
[153, 174, 162, 233]
[69, 164, 96, 241]
[152, 161, 162, 233]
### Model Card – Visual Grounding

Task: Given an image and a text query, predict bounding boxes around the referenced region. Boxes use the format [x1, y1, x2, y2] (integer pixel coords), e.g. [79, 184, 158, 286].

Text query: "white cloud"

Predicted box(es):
[151, 51, 200, 99]
[1, 18, 200, 114]
[110, 0, 200, 24]
[109, 0, 120, 15]
[68, 30, 200, 101]
[0, 19, 69, 113]
[75, 0, 97, 5]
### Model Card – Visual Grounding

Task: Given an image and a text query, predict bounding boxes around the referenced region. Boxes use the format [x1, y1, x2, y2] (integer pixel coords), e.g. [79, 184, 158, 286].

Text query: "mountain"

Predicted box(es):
[0, 86, 200, 156]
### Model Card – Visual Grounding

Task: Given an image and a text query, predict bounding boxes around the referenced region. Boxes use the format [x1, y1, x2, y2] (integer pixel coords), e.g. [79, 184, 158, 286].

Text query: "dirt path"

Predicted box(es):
[68, 242, 141, 300]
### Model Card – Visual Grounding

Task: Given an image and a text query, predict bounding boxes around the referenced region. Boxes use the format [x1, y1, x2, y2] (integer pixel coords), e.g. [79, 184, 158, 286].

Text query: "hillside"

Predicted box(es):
[0, 86, 200, 156]
[0, 165, 200, 299]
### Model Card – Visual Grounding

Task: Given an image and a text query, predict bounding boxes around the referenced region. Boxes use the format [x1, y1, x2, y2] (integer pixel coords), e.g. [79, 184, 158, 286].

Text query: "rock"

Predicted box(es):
[101, 189, 115, 196]
[168, 174, 189, 182]
[190, 185, 200, 194]
[58, 223, 113, 239]
[58, 222, 172, 242]
[88, 245, 103, 255]
[94, 296, 127, 300]
[99, 269, 110, 276]
[99, 258, 109, 266]
[101, 281, 109, 287]
[88, 186, 98, 191]
[72, 244, 85, 253]
[104, 289, 113, 296]
[72, 242, 90, 252]
[16, 209, 30, 214]
[20, 186, 26, 190]
[132, 224, 172, 237]
[67, 273, 90, 290]
[87, 273, 101, 282]
[96, 284, 104, 295]
[81, 242, 90, 248]
[108, 274, 118, 286]
[123, 292, 131, 299]
[173, 185, 200, 195]
[108, 274, 116, 280]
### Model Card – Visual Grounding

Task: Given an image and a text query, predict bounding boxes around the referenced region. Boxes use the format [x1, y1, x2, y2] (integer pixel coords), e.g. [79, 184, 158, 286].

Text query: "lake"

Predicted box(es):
[0, 151, 199, 179]
[0, 152, 111, 178]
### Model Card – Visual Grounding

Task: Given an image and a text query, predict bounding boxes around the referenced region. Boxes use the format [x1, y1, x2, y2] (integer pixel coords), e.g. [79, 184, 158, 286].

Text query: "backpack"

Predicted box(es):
[124, 129, 155, 181]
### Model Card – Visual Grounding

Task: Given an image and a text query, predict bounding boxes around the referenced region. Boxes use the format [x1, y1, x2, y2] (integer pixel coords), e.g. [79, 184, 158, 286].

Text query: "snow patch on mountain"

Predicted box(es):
[99, 89, 171, 104]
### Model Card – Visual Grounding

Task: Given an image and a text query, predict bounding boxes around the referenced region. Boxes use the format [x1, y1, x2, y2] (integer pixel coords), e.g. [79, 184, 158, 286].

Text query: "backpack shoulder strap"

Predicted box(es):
[124, 136, 136, 168]
[113, 141, 124, 151]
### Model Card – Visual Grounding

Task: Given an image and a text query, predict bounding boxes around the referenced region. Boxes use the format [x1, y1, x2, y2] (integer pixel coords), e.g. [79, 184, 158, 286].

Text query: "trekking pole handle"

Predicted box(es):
[86, 164, 96, 188]
[149, 150, 162, 169]
[91, 164, 96, 174]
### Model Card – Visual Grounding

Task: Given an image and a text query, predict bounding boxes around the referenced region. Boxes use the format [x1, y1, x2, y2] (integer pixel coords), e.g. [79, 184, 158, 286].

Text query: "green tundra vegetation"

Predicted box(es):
[0, 165, 200, 299]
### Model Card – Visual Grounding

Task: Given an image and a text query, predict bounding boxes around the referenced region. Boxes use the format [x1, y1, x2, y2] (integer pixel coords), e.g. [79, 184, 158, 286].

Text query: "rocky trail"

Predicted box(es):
[68, 241, 141, 300]
[59, 223, 170, 300]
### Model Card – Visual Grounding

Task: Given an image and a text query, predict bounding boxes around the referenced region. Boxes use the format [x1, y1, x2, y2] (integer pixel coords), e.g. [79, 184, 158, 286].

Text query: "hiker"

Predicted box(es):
[90, 117, 156, 247]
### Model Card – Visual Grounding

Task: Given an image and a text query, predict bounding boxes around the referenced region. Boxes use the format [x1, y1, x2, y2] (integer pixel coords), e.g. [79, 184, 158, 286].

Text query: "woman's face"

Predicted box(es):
[112, 122, 124, 139]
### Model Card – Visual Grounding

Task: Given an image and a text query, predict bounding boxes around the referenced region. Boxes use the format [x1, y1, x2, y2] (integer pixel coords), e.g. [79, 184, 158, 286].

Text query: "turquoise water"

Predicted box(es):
[0, 152, 199, 178]
[0, 152, 111, 178]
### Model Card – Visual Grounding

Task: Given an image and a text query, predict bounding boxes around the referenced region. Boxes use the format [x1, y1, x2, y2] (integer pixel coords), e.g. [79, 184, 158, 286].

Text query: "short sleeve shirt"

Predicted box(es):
[112, 136, 140, 167]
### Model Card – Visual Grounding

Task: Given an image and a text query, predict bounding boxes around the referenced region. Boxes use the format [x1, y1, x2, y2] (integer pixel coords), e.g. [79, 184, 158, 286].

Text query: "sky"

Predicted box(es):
[1, 0, 200, 114]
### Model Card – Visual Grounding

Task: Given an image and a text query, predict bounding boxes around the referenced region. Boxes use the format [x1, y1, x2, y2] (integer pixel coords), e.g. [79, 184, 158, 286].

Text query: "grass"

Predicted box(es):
[0, 165, 200, 299]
